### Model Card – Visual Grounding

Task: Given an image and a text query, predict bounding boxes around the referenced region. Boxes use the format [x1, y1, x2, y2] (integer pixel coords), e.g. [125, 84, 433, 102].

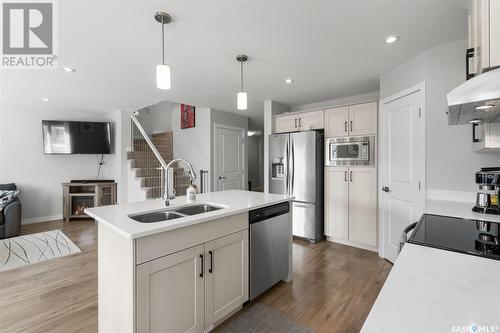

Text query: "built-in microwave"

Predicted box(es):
[325, 136, 375, 166]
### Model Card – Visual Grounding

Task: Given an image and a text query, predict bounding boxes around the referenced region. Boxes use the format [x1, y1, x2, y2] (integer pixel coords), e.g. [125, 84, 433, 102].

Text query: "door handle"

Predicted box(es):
[209, 251, 213, 273]
[218, 176, 226, 180]
[344, 121, 347, 133]
[199, 254, 204, 278]
[382, 186, 390, 193]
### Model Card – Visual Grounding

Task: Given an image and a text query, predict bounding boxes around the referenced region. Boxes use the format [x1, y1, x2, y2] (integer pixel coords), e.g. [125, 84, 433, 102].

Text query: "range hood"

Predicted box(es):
[447, 68, 500, 125]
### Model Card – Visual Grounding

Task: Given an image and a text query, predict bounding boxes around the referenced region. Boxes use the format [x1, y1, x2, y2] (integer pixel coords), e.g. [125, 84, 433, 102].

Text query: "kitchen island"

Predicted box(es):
[85, 190, 293, 333]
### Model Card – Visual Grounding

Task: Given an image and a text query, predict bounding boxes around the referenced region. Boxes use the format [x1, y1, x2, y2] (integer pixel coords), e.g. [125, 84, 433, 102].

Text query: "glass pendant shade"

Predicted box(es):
[156, 64, 171, 90]
[237, 91, 247, 110]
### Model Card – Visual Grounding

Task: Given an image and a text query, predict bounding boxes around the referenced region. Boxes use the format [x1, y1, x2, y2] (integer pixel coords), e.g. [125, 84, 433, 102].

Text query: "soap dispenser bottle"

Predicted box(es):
[186, 181, 196, 203]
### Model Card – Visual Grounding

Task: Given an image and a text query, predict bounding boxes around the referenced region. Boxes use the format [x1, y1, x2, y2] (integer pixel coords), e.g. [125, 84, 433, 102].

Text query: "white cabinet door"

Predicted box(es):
[348, 167, 377, 248]
[136, 244, 205, 333]
[274, 114, 298, 133]
[325, 107, 349, 138]
[325, 167, 349, 240]
[205, 230, 248, 328]
[490, 0, 500, 68]
[298, 110, 324, 130]
[348, 102, 378, 136]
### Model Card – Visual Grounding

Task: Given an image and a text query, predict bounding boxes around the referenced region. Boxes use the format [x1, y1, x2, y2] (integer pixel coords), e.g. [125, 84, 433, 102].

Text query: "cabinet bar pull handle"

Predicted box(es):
[299, 118, 302, 128]
[199, 254, 204, 278]
[344, 171, 347, 182]
[295, 118, 298, 128]
[350, 171, 353, 182]
[209, 251, 213, 273]
[350, 121, 353, 132]
[344, 121, 347, 133]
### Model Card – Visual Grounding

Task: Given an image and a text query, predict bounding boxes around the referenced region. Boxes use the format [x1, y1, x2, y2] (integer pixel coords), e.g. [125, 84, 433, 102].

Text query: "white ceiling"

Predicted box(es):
[1, 0, 468, 129]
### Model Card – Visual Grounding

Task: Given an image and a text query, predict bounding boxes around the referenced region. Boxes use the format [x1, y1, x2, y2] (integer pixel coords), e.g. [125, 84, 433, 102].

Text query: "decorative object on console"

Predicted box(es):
[180, 104, 195, 129]
[0, 230, 81, 272]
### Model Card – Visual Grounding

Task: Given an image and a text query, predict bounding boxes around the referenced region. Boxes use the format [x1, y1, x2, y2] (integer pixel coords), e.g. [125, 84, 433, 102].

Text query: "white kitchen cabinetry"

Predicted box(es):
[274, 114, 298, 133]
[136, 244, 205, 333]
[470, 0, 500, 74]
[273, 110, 324, 133]
[325, 167, 377, 251]
[324, 107, 349, 137]
[136, 229, 248, 333]
[205, 231, 248, 327]
[324, 167, 349, 239]
[325, 102, 377, 137]
[348, 167, 377, 247]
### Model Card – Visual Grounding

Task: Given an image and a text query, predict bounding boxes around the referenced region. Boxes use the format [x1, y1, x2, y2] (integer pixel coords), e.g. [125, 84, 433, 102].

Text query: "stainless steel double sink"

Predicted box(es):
[128, 203, 224, 223]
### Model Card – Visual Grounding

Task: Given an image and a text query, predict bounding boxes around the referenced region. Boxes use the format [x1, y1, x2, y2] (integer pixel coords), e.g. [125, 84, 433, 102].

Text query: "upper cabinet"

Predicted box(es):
[469, 0, 500, 76]
[325, 102, 378, 137]
[274, 110, 324, 133]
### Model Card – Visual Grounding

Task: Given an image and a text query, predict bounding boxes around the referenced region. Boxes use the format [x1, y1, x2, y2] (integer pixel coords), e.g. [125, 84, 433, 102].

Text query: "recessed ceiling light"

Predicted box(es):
[42, 97, 51, 102]
[385, 35, 400, 44]
[475, 104, 494, 110]
[284, 78, 294, 84]
[62, 67, 75, 72]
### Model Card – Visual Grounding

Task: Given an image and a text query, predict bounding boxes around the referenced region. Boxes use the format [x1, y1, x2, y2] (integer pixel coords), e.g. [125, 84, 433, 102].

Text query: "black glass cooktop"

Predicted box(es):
[408, 214, 500, 261]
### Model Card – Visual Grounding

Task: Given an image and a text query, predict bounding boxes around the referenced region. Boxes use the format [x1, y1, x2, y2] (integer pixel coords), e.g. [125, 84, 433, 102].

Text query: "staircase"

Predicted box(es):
[127, 131, 191, 199]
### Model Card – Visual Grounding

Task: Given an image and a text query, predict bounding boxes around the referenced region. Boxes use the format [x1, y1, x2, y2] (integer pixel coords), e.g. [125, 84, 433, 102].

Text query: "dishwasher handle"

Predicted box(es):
[249, 202, 290, 224]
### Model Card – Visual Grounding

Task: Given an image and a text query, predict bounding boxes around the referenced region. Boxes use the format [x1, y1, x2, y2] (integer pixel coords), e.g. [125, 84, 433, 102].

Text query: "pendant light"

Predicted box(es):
[155, 11, 171, 90]
[236, 54, 248, 110]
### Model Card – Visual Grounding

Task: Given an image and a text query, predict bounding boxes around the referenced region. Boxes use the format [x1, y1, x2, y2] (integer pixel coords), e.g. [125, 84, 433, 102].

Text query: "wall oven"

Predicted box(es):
[325, 136, 375, 166]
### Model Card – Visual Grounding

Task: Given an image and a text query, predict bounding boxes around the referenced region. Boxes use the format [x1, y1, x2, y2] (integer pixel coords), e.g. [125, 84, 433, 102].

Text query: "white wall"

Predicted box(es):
[136, 100, 173, 135]
[171, 105, 211, 191]
[291, 91, 380, 112]
[0, 103, 121, 223]
[380, 40, 500, 193]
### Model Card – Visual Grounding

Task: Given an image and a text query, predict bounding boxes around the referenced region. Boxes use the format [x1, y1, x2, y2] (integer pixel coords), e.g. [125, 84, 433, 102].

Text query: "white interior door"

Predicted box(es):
[379, 83, 425, 263]
[214, 124, 245, 191]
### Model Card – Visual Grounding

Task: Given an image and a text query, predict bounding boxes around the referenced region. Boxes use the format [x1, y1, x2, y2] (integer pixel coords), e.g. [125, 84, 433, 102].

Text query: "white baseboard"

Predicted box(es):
[426, 189, 476, 203]
[326, 236, 379, 253]
[22, 214, 63, 225]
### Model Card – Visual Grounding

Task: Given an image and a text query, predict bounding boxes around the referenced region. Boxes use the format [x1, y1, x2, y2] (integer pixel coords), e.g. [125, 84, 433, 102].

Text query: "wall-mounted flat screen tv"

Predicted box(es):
[42, 120, 112, 154]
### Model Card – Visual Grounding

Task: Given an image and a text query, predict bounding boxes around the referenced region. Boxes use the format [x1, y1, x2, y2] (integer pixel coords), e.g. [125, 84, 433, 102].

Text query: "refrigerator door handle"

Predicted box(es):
[290, 139, 295, 195]
[285, 141, 289, 195]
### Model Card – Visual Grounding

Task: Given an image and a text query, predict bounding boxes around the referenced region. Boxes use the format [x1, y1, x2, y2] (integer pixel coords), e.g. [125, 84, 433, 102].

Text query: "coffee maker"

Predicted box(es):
[473, 167, 500, 214]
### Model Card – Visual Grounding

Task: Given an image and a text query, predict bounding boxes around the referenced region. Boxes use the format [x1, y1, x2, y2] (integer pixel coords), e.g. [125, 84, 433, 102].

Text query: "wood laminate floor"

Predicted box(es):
[0, 220, 392, 333]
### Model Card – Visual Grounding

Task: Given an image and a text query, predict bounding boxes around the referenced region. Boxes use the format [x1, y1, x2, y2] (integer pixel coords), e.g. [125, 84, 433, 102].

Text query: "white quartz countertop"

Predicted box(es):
[85, 190, 293, 239]
[361, 243, 500, 333]
[425, 199, 500, 223]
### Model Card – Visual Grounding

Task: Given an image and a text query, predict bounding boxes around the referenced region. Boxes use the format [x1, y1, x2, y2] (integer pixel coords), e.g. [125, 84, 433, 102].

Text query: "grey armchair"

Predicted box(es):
[0, 183, 21, 239]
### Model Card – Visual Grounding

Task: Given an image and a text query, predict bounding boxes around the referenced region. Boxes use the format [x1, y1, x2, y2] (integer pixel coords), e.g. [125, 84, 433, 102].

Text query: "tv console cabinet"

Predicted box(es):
[62, 182, 117, 222]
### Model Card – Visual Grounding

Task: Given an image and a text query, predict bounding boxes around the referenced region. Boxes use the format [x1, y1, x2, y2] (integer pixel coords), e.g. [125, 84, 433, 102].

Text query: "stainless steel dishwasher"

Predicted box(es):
[249, 202, 291, 300]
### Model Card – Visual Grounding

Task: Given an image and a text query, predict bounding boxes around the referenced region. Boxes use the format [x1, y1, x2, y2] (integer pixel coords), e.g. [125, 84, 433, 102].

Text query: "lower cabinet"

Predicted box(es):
[136, 230, 248, 333]
[325, 167, 377, 250]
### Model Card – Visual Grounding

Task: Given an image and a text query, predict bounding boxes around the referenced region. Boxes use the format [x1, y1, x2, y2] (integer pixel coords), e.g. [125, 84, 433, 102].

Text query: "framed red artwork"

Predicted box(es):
[180, 104, 196, 129]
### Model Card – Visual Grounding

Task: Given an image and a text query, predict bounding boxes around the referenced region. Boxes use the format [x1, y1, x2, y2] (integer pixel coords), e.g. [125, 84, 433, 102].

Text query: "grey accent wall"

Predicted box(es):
[380, 40, 500, 193]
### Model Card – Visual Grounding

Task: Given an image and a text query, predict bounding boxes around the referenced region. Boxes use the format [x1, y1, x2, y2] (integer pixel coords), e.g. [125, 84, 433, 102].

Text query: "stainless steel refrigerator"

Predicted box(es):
[269, 131, 324, 242]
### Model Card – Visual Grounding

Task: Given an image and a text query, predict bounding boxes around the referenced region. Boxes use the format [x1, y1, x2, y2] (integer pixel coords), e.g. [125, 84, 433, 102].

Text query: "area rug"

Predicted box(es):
[217, 302, 316, 333]
[0, 230, 81, 272]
